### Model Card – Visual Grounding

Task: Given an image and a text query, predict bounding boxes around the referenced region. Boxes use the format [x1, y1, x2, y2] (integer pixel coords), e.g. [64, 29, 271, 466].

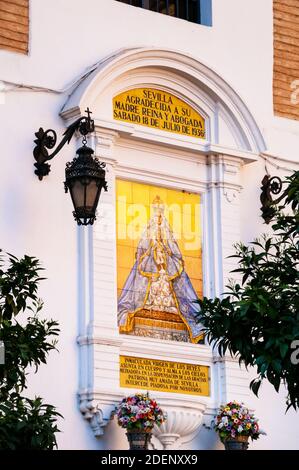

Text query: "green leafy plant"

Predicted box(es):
[196, 171, 299, 411]
[0, 396, 60, 450]
[0, 251, 61, 449]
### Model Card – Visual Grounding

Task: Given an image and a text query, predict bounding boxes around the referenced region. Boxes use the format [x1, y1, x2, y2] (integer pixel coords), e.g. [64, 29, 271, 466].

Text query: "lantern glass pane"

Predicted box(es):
[70, 179, 86, 209]
[85, 179, 98, 209]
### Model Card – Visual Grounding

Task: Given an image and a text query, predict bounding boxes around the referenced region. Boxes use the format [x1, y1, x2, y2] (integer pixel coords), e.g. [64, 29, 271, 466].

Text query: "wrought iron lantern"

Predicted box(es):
[64, 143, 107, 225]
[33, 108, 107, 225]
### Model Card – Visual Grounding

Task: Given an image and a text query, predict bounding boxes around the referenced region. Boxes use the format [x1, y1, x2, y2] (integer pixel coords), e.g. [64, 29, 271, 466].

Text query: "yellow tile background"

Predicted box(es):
[116, 179, 203, 297]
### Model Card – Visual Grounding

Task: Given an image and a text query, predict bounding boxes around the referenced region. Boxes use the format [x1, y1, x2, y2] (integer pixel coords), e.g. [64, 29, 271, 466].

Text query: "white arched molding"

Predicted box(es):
[62, 48, 266, 446]
[62, 47, 266, 155]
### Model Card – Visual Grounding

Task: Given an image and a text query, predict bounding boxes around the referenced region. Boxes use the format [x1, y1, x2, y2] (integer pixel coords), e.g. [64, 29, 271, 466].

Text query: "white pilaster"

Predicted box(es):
[207, 154, 250, 408]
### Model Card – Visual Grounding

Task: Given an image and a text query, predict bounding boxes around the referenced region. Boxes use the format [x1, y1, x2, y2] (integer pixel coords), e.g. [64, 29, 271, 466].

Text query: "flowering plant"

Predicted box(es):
[116, 393, 166, 431]
[214, 401, 262, 441]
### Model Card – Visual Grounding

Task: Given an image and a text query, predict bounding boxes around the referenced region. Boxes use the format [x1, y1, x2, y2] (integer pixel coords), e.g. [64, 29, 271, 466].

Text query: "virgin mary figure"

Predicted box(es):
[118, 196, 203, 343]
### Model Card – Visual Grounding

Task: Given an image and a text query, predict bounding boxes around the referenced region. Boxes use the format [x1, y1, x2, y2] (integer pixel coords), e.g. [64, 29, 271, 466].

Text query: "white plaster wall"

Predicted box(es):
[0, 0, 299, 450]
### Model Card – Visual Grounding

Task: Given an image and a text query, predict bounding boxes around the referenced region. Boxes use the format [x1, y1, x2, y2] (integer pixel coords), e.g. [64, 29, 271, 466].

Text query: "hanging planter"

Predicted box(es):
[116, 393, 166, 451]
[214, 401, 265, 450]
[223, 435, 249, 450]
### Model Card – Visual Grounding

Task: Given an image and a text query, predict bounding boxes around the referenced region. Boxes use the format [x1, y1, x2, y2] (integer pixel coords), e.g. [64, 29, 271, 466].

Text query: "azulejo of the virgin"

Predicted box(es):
[117, 185, 203, 344]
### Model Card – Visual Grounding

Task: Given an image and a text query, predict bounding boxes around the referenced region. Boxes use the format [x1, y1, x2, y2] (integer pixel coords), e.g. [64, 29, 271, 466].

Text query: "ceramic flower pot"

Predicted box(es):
[223, 435, 249, 450]
[126, 429, 152, 450]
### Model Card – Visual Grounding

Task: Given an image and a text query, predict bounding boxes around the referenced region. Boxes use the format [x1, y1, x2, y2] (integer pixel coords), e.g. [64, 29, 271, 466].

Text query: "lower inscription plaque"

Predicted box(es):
[120, 355, 210, 396]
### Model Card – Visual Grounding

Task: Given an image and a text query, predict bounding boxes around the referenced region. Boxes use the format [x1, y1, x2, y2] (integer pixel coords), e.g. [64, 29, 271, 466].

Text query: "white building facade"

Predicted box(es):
[0, 0, 299, 450]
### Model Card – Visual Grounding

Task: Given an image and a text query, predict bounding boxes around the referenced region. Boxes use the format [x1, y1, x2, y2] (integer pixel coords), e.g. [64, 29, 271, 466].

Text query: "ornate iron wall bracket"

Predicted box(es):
[33, 108, 108, 226]
[33, 108, 94, 180]
[260, 175, 283, 224]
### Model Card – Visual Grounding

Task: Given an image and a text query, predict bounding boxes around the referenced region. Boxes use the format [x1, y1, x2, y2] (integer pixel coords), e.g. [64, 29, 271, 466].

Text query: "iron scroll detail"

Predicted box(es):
[260, 175, 283, 224]
[33, 108, 94, 180]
